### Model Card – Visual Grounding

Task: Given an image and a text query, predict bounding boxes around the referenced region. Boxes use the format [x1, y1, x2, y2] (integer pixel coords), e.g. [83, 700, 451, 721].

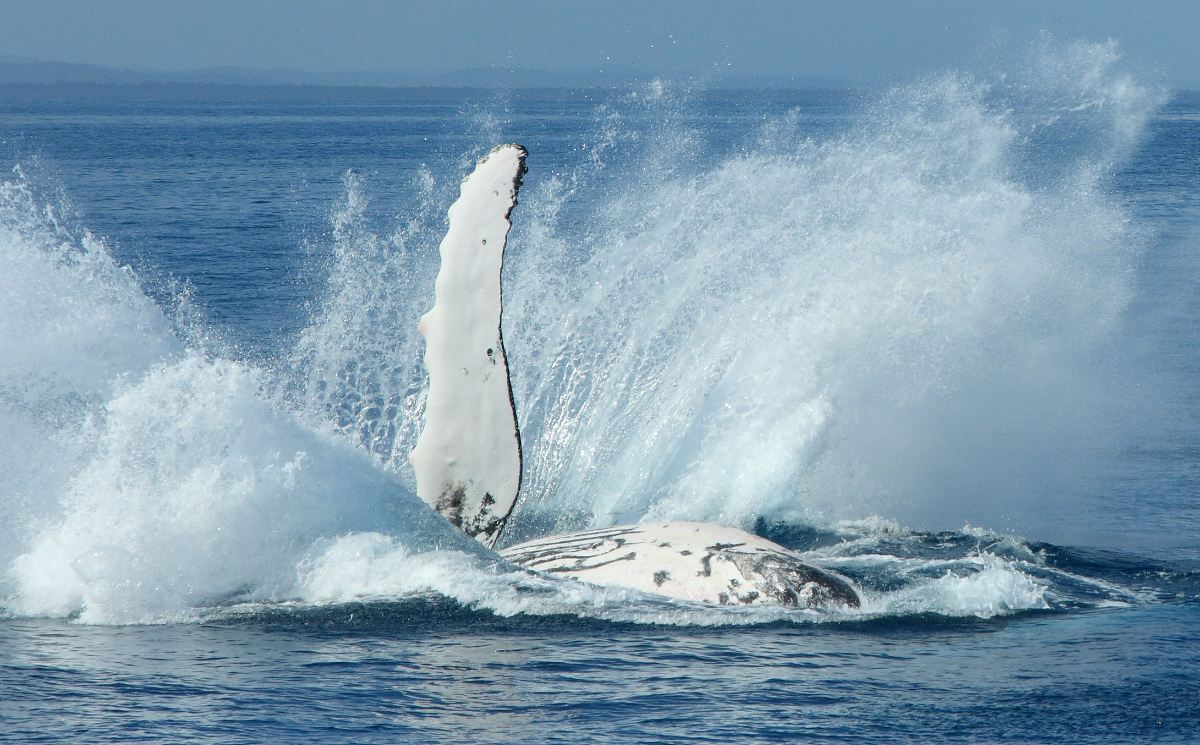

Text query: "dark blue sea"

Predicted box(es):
[1, 44, 1198, 743]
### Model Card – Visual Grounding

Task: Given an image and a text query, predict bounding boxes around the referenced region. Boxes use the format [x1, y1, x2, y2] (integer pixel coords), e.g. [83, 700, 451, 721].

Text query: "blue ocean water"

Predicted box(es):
[1, 42, 1199, 743]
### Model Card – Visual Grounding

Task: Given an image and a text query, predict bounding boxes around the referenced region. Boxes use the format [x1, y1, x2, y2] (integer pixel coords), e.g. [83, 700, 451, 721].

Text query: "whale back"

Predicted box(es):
[500, 522, 861, 609]
[409, 144, 527, 548]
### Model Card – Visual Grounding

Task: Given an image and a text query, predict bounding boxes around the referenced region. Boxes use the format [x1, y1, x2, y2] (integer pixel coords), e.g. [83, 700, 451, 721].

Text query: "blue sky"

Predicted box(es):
[1, 0, 1197, 87]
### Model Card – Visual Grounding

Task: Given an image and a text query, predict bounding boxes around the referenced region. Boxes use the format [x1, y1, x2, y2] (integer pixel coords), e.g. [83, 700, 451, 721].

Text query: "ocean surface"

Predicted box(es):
[1, 41, 1198, 743]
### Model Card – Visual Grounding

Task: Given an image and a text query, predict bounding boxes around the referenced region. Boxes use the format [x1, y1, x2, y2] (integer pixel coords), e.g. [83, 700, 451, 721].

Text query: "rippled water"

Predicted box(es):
[4, 602, 1198, 743]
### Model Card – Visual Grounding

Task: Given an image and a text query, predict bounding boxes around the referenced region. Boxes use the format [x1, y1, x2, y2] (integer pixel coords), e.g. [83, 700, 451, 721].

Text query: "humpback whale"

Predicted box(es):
[410, 144, 860, 610]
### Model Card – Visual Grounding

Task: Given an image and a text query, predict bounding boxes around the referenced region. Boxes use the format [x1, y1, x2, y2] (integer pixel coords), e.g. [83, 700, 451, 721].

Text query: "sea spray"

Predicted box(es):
[7, 352, 483, 622]
[0, 169, 181, 594]
[0, 39, 1168, 623]
[286, 168, 443, 473]
[0, 171, 479, 621]
[278, 43, 1166, 543]
[507, 45, 1163, 537]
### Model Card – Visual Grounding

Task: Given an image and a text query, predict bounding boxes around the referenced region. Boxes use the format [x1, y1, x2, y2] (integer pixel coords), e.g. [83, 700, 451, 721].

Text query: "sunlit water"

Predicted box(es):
[1, 40, 1198, 742]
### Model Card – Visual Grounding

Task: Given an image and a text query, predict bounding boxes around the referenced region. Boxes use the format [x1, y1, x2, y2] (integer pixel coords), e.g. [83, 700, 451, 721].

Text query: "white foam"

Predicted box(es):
[292, 531, 672, 622]
[7, 352, 479, 623]
[865, 555, 1051, 618]
[0, 169, 180, 598]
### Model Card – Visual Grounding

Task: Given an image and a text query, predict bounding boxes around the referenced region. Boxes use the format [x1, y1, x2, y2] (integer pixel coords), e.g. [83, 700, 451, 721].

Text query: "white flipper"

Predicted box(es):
[409, 144, 527, 548]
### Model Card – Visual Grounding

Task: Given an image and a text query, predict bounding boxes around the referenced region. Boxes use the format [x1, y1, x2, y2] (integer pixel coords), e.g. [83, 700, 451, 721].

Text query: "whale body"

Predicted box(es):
[501, 522, 860, 609]
[410, 144, 860, 610]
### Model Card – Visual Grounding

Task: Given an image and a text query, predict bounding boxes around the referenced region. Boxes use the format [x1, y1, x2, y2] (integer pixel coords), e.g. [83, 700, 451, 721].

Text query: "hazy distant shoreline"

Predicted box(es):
[0, 56, 846, 92]
[0, 58, 1195, 105]
[0, 80, 873, 105]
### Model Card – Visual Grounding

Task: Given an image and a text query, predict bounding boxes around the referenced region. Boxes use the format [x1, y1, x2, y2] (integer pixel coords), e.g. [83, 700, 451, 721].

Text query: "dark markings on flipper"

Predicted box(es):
[653, 570, 670, 587]
[434, 483, 512, 544]
[435, 484, 467, 529]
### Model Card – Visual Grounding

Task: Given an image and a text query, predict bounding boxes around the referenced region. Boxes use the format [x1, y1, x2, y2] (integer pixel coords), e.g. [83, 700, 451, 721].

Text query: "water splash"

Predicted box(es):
[284, 168, 442, 472]
[0, 171, 477, 623]
[7, 352, 481, 623]
[493, 41, 1166, 537]
[0, 168, 181, 587]
[0, 39, 1172, 624]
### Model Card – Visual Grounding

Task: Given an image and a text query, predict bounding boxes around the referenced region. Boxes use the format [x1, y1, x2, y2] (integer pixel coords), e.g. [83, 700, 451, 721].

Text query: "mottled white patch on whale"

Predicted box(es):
[501, 521, 859, 609]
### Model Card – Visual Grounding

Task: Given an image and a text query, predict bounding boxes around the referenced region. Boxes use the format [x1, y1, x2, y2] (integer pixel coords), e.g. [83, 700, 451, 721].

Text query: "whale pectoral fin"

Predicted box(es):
[409, 144, 527, 549]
